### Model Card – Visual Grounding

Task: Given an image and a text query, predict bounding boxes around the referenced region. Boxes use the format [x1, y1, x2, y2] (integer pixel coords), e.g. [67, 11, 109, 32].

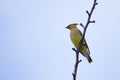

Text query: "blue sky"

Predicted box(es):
[0, 0, 120, 80]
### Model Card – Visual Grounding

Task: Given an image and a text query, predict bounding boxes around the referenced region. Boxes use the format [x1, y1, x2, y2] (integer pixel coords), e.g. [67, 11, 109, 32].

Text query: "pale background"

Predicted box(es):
[0, 0, 120, 80]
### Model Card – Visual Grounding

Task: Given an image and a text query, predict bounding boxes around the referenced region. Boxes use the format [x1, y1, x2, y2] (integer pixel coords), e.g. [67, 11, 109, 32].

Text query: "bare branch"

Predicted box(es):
[72, 0, 98, 80]
[86, 10, 90, 16]
[80, 23, 85, 28]
[90, 20, 95, 23]
[80, 0, 98, 45]
[72, 48, 77, 52]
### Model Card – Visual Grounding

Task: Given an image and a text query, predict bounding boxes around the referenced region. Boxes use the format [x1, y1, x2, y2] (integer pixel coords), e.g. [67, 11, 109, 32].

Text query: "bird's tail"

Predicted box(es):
[86, 54, 92, 63]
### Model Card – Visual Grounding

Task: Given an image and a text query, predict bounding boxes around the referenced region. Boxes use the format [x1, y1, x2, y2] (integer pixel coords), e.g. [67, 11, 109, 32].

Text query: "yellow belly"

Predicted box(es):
[70, 29, 82, 48]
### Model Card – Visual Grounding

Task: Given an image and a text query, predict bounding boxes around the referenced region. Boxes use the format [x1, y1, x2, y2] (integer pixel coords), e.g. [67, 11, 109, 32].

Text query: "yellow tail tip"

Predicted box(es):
[89, 61, 92, 64]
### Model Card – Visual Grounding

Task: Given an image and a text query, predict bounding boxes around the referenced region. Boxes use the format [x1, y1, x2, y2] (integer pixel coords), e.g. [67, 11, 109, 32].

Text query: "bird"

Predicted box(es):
[66, 23, 92, 63]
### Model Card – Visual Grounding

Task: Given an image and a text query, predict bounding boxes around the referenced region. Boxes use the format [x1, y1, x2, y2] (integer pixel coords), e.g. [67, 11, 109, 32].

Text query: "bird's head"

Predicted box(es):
[66, 23, 78, 30]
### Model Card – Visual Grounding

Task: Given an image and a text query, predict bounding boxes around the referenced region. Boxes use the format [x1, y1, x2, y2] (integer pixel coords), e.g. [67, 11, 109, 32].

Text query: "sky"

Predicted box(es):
[0, 0, 120, 80]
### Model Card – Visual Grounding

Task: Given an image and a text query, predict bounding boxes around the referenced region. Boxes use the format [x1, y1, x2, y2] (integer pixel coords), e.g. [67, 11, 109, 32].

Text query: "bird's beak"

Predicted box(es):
[65, 26, 69, 29]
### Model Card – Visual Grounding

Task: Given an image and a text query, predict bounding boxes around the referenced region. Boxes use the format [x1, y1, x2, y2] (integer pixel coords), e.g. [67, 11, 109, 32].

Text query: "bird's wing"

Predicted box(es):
[78, 29, 90, 55]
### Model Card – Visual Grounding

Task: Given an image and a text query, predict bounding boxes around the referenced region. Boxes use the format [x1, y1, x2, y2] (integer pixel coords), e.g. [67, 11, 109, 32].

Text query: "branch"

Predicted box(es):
[72, 0, 98, 80]
[80, 0, 98, 45]
[72, 48, 82, 80]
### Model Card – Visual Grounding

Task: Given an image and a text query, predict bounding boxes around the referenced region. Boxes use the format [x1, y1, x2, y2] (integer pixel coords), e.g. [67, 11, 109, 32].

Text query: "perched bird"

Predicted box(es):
[66, 23, 92, 63]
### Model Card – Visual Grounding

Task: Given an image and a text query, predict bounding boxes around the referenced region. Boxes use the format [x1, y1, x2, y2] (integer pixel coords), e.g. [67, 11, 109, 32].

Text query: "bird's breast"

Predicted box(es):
[70, 29, 82, 48]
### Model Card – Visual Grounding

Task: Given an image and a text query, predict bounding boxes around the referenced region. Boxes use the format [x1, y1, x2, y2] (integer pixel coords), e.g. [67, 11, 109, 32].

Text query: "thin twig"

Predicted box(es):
[72, 0, 98, 80]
